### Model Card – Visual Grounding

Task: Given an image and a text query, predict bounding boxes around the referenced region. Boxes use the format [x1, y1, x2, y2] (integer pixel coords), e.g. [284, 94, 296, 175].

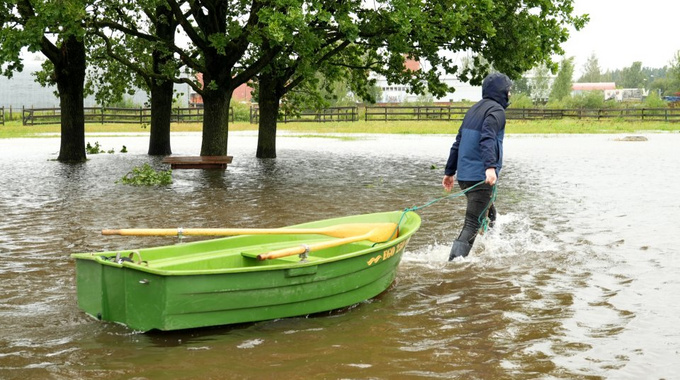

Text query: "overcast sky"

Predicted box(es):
[560, 0, 679, 75]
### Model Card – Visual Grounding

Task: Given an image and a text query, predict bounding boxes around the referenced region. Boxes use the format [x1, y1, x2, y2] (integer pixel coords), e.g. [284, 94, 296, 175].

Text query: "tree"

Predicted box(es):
[532, 63, 552, 103]
[252, 6, 377, 158]
[252, 0, 588, 158]
[512, 76, 532, 98]
[667, 50, 680, 94]
[550, 57, 575, 101]
[249, 2, 360, 159]
[163, 0, 282, 156]
[1, 0, 88, 162]
[92, 0, 286, 157]
[91, 0, 181, 155]
[578, 53, 602, 83]
[619, 61, 645, 89]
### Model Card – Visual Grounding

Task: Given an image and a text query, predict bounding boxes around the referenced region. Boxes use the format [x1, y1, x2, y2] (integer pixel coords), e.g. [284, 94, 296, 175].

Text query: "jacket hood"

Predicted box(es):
[482, 73, 512, 109]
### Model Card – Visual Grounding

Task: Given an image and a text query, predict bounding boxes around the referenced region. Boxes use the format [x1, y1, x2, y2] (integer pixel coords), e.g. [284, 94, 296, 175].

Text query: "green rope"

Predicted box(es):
[377, 180, 495, 246]
[403, 180, 486, 213]
[477, 183, 498, 235]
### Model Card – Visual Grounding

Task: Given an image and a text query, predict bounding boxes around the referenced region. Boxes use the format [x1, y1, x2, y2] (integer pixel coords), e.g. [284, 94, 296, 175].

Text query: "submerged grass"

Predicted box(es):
[2, 118, 679, 139]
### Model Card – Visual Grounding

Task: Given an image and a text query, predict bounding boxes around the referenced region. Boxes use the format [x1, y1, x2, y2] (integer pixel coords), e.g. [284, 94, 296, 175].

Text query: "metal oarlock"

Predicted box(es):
[299, 244, 311, 262]
[177, 227, 184, 244]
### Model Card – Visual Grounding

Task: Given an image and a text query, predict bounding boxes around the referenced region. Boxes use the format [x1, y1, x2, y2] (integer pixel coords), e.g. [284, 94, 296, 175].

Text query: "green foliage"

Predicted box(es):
[550, 57, 575, 101]
[86, 141, 105, 154]
[577, 53, 602, 83]
[512, 77, 532, 97]
[4, 0, 591, 159]
[230, 101, 252, 122]
[644, 92, 668, 108]
[86, 141, 128, 154]
[256, 0, 588, 130]
[531, 63, 553, 103]
[565, 91, 605, 109]
[118, 163, 172, 186]
[669, 51, 680, 83]
[508, 94, 534, 109]
[107, 96, 142, 109]
[619, 62, 645, 89]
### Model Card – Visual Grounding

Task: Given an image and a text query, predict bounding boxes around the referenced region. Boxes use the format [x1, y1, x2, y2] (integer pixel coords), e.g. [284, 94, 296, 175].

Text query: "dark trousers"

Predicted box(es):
[457, 181, 495, 245]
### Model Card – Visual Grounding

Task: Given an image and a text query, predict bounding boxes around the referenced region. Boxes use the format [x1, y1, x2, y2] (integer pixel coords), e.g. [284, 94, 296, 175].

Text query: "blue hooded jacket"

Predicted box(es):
[445, 73, 512, 181]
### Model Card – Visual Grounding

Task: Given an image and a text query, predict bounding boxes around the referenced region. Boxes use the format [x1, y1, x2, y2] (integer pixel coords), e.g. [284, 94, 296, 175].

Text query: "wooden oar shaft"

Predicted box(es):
[102, 223, 398, 241]
[257, 233, 373, 261]
[102, 227, 334, 237]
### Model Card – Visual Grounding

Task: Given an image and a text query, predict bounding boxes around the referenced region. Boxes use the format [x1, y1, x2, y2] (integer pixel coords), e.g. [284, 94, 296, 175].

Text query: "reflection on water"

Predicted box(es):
[1, 133, 679, 378]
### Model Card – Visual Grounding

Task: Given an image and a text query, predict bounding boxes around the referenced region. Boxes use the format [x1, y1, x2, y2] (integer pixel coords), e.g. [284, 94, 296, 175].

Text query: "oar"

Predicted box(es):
[101, 222, 398, 240]
[256, 225, 398, 261]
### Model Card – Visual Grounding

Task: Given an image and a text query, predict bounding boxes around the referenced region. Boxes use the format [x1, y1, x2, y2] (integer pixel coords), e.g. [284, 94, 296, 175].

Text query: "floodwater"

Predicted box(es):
[1, 132, 679, 379]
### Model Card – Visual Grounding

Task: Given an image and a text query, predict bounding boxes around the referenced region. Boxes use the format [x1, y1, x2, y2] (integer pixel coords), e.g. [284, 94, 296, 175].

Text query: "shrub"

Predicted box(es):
[231, 101, 252, 122]
[118, 163, 172, 186]
[508, 94, 534, 109]
[643, 92, 668, 108]
[565, 91, 605, 109]
[86, 141, 105, 154]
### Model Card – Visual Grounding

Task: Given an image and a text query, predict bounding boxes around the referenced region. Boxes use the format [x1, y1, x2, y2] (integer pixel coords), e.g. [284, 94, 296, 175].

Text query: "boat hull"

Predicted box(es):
[72, 211, 420, 331]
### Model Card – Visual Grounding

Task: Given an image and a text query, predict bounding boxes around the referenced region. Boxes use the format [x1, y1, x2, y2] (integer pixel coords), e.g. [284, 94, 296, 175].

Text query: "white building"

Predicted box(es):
[371, 57, 482, 104]
[0, 58, 186, 109]
[373, 74, 482, 103]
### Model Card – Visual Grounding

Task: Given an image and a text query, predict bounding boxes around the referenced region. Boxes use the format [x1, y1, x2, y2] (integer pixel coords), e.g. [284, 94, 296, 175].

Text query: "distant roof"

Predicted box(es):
[572, 82, 616, 91]
[404, 58, 420, 72]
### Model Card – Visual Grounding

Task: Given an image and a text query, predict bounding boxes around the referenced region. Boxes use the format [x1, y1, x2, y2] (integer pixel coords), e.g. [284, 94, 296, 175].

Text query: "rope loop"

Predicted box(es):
[406, 180, 486, 213]
[398, 180, 498, 235]
[374, 180, 498, 247]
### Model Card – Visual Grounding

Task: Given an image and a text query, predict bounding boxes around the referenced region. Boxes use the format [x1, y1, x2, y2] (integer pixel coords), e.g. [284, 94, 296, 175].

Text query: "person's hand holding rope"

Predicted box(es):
[485, 168, 497, 186]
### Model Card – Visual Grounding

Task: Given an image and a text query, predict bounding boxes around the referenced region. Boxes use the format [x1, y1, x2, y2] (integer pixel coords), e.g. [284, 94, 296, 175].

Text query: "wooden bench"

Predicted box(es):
[162, 155, 233, 170]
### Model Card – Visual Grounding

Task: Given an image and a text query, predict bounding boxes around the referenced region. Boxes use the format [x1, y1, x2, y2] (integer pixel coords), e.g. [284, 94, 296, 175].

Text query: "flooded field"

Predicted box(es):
[1, 132, 678, 379]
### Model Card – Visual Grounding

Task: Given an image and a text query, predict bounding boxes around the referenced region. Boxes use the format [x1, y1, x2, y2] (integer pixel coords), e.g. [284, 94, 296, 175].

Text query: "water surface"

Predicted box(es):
[1, 132, 678, 379]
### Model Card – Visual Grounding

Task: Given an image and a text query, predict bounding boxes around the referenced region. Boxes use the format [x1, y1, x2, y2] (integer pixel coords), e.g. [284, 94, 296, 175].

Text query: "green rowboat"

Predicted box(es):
[71, 210, 421, 331]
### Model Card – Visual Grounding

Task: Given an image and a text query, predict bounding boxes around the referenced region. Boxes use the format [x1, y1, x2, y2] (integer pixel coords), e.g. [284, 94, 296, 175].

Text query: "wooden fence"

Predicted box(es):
[0, 106, 4, 125]
[365, 106, 680, 122]
[250, 106, 358, 124]
[364, 106, 469, 121]
[15, 105, 680, 126]
[21, 106, 231, 126]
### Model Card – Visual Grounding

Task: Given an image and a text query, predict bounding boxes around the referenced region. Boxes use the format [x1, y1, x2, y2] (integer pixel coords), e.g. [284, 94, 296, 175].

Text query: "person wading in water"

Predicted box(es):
[442, 72, 512, 260]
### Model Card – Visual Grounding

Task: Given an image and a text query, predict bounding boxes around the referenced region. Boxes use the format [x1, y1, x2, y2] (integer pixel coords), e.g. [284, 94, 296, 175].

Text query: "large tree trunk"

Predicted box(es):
[256, 72, 281, 158]
[55, 36, 86, 163]
[147, 4, 177, 156]
[148, 79, 174, 155]
[200, 88, 231, 156]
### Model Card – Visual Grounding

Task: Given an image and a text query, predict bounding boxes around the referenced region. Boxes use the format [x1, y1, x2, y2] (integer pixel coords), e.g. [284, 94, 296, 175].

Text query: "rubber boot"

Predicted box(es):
[448, 240, 472, 260]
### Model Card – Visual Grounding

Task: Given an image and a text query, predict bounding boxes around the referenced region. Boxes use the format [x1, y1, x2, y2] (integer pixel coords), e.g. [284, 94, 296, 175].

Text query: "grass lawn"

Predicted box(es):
[1, 118, 679, 139]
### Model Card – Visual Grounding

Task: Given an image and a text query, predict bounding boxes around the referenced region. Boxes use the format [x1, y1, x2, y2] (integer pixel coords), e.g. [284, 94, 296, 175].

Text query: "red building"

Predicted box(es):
[189, 73, 253, 107]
